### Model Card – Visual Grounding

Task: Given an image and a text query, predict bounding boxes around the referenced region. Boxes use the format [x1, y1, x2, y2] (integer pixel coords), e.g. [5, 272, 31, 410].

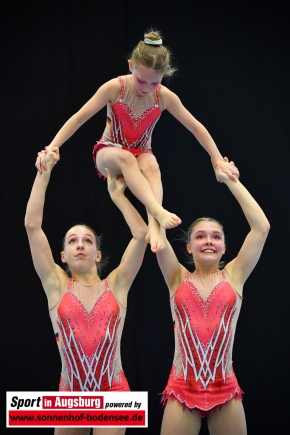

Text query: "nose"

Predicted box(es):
[77, 241, 84, 250]
[142, 83, 150, 92]
[205, 237, 213, 244]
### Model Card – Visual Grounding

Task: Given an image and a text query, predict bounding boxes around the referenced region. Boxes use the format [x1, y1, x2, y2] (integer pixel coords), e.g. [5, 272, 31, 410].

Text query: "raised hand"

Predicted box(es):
[214, 156, 239, 182]
[105, 168, 127, 198]
[35, 147, 60, 173]
[35, 146, 59, 173]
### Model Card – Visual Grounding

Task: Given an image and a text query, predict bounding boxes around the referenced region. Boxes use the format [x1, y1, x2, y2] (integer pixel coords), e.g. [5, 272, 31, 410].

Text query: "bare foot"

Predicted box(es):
[145, 223, 166, 253]
[151, 205, 181, 229]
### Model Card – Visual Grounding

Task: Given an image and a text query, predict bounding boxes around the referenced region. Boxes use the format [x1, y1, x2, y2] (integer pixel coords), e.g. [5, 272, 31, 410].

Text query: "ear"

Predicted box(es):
[60, 251, 67, 263]
[222, 245, 226, 255]
[96, 251, 102, 263]
[186, 243, 192, 254]
[128, 59, 133, 72]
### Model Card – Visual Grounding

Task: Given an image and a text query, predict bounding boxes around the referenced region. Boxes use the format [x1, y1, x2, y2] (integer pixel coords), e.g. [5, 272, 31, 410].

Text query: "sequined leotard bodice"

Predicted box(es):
[162, 270, 243, 415]
[49, 279, 129, 392]
[101, 75, 162, 151]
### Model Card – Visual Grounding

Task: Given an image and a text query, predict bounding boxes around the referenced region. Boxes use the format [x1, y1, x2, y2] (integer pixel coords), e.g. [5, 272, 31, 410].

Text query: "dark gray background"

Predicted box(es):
[2, 1, 289, 433]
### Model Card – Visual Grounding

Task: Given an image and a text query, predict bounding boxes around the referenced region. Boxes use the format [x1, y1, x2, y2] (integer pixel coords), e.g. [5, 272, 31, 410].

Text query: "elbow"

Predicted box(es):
[24, 216, 39, 233]
[261, 220, 270, 236]
[264, 217, 271, 233]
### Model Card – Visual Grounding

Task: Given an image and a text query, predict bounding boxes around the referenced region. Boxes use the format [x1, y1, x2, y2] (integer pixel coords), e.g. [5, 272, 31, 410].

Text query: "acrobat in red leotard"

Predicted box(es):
[162, 270, 243, 416]
[93, 75, 162, 176]
[49, 278, 129, 392]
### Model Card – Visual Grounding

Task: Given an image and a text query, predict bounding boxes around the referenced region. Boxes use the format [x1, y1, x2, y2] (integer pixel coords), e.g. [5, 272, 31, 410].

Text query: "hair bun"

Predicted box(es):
[144, 30, 162, 41]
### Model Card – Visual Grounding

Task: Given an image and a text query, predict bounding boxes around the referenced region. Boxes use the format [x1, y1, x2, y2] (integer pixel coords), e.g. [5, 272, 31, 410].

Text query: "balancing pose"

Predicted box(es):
[156, 160, 270, 435]
[37, 29, 239, 253]
[25, 148, 148, 435]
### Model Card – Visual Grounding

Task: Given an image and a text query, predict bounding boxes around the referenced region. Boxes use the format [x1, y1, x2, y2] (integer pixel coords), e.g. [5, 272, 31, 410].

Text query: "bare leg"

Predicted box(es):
[137, 153, 166, 252]
[93, 428, 126, 435]
[54, 428, 91, 435]
[161, 398, 201, 435]
[207, 399, 247, 435]
[54, 428, 125, 435]
[96, 147, 181, 229]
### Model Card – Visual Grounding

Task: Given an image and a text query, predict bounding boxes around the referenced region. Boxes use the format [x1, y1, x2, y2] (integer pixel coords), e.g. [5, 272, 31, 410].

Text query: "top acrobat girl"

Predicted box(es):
[38, 29, 239, 253]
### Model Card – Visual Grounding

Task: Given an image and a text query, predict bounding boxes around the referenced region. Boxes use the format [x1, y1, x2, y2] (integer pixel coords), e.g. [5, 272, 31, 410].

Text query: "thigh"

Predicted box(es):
[54, 428, 91, 435]
[207, 399, 247, 435]
[161, 398, 201, 435]
[136, 153, 159, 172]
[96, 147, 135, 178]
[93, 428, 125, 435]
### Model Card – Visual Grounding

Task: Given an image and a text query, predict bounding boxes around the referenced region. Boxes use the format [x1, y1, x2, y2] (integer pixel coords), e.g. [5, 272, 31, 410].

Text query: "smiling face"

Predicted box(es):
[128, 60, 163, 96]
[187, 221, 226, 270]
[61, 225, 101, 274]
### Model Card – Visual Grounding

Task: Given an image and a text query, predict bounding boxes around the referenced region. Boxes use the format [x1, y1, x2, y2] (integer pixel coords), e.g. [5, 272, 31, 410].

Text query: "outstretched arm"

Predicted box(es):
[37, 79, 120, 172]
[215, 160, 270, 295]
[25, 148, 65, 306]
[106, 169, 148, 304]
[161, 87, 239, 182]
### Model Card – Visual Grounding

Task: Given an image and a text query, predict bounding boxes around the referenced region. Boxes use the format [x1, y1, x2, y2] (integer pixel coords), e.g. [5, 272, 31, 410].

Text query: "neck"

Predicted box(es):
[193, 264, 220, 276]
[71, 271, 101, 286]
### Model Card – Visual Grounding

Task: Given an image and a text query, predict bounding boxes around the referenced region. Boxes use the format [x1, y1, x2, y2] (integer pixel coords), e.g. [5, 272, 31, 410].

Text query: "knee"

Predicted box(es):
[118, 151, 137, 170]
[140, 158, 160, 177]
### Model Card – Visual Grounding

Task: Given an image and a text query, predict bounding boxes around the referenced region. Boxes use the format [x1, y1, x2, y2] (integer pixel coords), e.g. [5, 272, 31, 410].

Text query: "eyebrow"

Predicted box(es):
[67, 233, 94, 238]
[137, 75, 160, 84]
[195, 230, 222, 235]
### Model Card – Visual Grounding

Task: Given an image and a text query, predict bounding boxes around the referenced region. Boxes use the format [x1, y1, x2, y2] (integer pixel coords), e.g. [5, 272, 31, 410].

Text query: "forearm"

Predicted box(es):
[47, 114, 84, 149]
[192, 122, 223, 163]
[111, 193, 147, 239]
[25, 170, 52, 230]
[224, 179, 270, 232]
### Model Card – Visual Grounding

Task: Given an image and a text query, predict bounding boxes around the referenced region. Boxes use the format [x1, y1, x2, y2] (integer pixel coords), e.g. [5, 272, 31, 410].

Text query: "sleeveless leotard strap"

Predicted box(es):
[67, 278, 73, 291]
[118, 76, 124, 99]
[155, 84, 161, 105]
[104, 278, 110, 292]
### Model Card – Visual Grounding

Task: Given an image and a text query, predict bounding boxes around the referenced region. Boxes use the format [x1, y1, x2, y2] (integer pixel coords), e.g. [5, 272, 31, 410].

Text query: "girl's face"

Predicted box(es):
[187, 221, 226, 267]
[61, 226, 101, 273]
[128, 60, 163, 96]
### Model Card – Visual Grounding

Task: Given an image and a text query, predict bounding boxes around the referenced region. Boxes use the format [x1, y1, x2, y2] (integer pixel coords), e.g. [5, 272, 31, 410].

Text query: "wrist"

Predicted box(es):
[110, 190, 125, 201]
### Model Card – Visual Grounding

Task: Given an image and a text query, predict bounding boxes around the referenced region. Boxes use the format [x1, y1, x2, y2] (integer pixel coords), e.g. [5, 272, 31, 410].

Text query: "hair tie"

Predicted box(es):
[144, 38, 163, 46]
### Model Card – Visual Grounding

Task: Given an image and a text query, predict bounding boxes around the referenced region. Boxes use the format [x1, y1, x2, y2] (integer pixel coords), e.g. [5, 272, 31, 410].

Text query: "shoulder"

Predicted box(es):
[222, 266, 243, 299]
[169, 267, 189, 298]
[104, 274, 128, 309]
[159, 86, 181, 110]
[92, 77, 121, 105]
[46, 265, 69, 309]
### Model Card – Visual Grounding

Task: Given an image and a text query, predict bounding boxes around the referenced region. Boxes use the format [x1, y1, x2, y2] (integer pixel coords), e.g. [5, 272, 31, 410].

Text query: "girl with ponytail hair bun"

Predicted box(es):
[37, 29, 239, 254]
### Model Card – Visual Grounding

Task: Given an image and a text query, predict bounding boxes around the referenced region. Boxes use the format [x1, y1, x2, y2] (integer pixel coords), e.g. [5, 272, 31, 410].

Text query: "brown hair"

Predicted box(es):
[129, 29, 177, 77]
[62, 224, 108, 277]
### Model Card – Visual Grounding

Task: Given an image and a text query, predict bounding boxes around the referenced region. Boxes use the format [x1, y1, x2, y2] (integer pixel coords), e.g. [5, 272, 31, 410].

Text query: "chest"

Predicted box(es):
[173, 280, 238, 341]
[57, 290, 120, 335]
[111, 99, 161, 131]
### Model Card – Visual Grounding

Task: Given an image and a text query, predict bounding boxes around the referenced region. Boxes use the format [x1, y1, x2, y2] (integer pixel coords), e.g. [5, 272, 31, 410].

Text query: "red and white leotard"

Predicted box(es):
[162, 270, 243, 416]
[49, 278, 129, 392]
[93, 75, 162, 175]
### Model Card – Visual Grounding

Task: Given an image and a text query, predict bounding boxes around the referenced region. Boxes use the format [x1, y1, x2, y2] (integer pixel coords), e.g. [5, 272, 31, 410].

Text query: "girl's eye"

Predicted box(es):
[85, 239, 93, 243]
[214, 235, 221, 240]
[137, 78, 145, 84]
[68, 239, 76, 244]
